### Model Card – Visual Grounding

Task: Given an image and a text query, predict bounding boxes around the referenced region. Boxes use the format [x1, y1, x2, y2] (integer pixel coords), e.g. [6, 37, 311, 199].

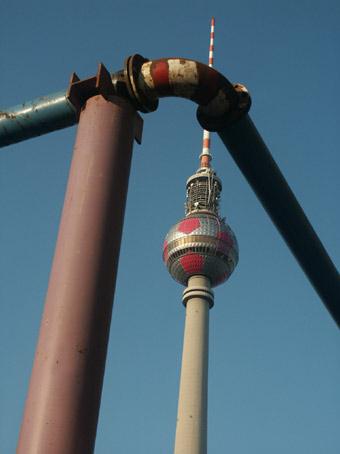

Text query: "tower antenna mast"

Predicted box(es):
[200, 17, 215, 169]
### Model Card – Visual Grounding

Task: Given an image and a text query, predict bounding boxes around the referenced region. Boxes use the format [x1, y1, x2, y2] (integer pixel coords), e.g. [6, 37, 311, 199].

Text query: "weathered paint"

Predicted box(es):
[138, 58, 235, 108]
[199, 88, 230, 117]
[134, 58, 228, 109]
[133, 57, 245, 127]
[139, 61, 155, 90]
[168, 59, 198, 97]
[0, 55, 249, 147]
[150, 60, 170, 96]
[0, 91, 77, 147]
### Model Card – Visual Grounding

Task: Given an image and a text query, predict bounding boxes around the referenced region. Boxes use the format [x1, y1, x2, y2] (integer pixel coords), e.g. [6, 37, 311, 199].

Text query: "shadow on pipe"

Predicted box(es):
[217, 114, 340, 328]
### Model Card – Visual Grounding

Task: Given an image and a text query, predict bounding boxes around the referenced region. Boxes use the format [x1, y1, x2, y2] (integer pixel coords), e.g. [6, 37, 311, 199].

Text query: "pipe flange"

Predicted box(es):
[124, 54, 159, 113]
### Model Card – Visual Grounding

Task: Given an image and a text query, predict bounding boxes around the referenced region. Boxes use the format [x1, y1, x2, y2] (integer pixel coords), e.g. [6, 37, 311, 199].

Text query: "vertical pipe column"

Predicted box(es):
[17, 95, 142, 454]
[174, 275, 214, 454]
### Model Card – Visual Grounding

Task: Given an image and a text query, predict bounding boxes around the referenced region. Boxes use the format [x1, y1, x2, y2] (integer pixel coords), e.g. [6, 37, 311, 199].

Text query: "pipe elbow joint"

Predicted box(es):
[123, 54, 251, 132]
[196, 82, 251, 131]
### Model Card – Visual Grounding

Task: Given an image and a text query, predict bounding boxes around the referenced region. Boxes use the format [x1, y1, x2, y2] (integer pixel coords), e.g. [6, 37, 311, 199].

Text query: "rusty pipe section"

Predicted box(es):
[0, 56, 250, 147]
[123, 54, 251, 130]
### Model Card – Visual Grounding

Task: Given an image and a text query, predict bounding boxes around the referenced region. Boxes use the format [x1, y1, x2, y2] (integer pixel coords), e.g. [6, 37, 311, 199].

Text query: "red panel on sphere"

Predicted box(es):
[217, 232, 232, 254]
[217, 241, 228, 254]
[215, 270, 230, 286]
[217, 231, 233, 246]
[178, 218, 200, 234]
[163, 240, 169, 262]
[180, 253, 204, 274]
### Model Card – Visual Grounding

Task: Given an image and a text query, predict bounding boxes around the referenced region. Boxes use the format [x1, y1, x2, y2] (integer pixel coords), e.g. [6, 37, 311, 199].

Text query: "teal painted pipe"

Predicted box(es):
[218, 114, 340, 328]
[0, 91, 77, 147]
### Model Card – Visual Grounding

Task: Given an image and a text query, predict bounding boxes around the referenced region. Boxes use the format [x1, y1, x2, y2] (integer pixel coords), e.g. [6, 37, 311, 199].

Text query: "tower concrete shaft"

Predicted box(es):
[174, 275, 213, 454]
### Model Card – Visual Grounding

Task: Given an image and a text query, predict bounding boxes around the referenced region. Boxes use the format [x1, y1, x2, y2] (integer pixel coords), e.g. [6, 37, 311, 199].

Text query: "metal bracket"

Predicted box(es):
[66, 63, 143, 144]
[67, 63, 115, 116]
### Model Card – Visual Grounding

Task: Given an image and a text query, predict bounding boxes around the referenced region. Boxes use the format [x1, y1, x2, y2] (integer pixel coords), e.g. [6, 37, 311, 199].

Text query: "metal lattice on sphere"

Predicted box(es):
[163, 212, 238, 287]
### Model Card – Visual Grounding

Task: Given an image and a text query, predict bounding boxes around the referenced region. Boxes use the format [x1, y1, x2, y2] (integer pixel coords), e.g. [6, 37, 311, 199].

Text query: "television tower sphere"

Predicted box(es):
[163, 166, 238, 288]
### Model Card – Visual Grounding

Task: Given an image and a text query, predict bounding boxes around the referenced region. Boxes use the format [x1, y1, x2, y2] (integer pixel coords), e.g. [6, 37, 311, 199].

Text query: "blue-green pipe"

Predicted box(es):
[218, 114, 340, 328]
[0, 91, 77, 147]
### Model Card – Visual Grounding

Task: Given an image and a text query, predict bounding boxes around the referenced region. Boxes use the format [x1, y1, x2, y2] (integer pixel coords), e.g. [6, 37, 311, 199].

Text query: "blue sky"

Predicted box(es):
[0, 0, 339, 453]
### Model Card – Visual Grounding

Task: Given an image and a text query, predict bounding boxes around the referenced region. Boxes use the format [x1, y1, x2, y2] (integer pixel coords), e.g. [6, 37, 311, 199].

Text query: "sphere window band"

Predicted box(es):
[164, 235, 236, 260]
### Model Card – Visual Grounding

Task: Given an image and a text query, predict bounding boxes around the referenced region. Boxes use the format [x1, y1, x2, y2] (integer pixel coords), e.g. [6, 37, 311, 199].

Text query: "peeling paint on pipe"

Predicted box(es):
[0, 91, 77, 147]
[0, 56, 250, 147]
[124, 55, 251, 129]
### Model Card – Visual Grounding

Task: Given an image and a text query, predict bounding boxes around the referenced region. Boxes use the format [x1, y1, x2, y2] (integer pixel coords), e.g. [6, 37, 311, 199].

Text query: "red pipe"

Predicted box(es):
[17, 95, 142, 454]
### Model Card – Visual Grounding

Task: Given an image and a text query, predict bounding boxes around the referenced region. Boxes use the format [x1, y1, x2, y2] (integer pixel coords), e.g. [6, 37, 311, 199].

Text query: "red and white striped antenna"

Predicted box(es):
[200, 17, 215, 168]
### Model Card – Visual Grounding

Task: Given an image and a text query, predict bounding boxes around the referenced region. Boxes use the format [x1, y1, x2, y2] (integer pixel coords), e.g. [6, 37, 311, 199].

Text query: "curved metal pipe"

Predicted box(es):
[0, 56, 250, 148]
[123, 55, 251, 130]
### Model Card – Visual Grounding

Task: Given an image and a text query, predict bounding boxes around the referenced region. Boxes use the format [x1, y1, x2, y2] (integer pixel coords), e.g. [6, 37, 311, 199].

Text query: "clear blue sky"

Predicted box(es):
[0, 0, 339, 452]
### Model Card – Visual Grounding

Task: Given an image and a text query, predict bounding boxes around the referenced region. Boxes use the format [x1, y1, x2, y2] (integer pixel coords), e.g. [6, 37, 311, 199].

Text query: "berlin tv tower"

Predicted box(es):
[163, 18, 239, 454]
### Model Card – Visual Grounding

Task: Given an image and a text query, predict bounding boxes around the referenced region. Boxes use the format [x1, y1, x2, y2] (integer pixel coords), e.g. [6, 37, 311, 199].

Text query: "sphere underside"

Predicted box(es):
[163, 213, 238, 287]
